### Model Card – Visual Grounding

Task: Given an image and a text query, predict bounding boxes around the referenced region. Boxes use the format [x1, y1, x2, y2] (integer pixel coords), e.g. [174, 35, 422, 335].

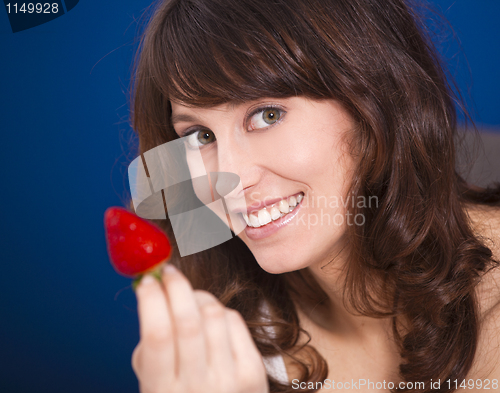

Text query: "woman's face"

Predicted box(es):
[171, 96, 357, 273]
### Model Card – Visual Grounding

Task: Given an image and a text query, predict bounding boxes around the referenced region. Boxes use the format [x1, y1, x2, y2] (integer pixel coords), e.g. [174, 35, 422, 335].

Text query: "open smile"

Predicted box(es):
[243, 192, 304, 240]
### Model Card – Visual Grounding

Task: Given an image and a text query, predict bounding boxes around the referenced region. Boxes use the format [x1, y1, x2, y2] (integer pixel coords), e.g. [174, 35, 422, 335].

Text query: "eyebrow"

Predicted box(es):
[171, 113, 200, 125]
[170, 101, 243, 126]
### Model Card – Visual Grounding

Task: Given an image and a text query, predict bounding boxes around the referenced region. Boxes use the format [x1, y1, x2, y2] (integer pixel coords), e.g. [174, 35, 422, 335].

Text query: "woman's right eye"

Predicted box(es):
[185, 129, 216, 149]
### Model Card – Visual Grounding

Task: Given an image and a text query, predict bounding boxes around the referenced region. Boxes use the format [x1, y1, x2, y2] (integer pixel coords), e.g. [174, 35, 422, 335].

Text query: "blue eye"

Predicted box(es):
[248, 107, 285, 130]
[185, 129, 216, 148]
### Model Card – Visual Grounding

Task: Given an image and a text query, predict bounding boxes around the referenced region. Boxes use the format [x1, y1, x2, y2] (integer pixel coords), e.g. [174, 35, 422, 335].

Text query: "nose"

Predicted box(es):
[214, 172, 241, 198]
[214, 133, 256, 202]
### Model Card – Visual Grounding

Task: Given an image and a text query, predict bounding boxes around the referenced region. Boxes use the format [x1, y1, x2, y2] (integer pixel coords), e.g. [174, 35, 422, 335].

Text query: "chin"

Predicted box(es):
[251, 248, 310, 275]
[256, 262, 293, 275]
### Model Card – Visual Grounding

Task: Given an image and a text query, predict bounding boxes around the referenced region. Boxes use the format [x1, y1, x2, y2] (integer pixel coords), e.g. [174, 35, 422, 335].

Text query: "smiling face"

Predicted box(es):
[171, 96, 357, 274]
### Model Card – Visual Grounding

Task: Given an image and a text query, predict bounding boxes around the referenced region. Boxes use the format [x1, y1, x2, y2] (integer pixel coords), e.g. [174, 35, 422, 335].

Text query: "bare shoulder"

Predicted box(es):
[465, 202, 500, 247]
[468, 202, 500, 319]
[466, 203, 500, 313]
[465, 204, 500, 381]
[470, 287, 500, 382]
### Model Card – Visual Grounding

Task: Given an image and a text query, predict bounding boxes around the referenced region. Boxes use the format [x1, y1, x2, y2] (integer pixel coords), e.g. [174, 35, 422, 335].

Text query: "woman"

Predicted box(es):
[128, 0, 500, 392]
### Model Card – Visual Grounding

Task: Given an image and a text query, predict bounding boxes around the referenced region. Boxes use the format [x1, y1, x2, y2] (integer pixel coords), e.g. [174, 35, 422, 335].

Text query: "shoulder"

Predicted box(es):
[466, 203, 500, 314]
[469, 290, 500, 382]
[465, 202, 500, 245]
[465, 204, 500, 380]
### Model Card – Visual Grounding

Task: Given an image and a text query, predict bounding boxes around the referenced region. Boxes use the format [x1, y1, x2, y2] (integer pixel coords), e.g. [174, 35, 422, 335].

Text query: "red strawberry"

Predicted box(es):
[104, 207, 172, 288]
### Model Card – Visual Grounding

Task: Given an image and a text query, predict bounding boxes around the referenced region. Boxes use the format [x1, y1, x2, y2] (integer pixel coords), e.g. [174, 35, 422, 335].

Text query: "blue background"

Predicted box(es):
[0, 1, 499, 392]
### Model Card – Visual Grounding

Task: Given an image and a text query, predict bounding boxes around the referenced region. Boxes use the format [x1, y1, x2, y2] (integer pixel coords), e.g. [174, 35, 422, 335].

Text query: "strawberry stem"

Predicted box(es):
[131, 264, 164, 291]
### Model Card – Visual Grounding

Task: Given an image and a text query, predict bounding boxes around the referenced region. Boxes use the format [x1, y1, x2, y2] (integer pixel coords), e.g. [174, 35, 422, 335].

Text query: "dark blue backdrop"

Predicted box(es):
[1, 1, 499, 392]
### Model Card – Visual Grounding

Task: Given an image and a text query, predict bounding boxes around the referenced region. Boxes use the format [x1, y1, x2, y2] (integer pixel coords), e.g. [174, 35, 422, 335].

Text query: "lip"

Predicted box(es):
[232, 192, 303, 215]
[243, 196, 303, 240]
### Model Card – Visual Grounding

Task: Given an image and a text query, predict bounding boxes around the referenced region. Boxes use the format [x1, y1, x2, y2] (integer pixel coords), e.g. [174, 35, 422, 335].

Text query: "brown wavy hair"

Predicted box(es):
[128, 0, 500, 391]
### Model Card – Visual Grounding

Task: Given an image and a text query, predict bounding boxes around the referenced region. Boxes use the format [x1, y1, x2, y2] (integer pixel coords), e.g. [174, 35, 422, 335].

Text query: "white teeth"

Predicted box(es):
[270, 206, 281, 220]
[244, 193, 304, 228]
[278, 199, 289, 214]
[258, 209, 272, 226]
[249, 213, 260, 227]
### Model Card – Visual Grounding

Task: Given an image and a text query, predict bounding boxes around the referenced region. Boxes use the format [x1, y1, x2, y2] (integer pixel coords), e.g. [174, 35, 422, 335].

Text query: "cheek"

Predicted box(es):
[259, 122, 349, 190]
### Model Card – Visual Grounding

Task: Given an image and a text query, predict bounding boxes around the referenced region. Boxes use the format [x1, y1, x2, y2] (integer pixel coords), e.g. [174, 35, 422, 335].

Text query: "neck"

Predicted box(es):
[296, 245, 394, 342]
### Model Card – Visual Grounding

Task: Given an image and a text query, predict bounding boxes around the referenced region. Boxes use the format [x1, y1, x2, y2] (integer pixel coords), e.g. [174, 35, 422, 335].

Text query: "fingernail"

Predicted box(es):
[140, 274, 156, 286]
[163, 264, 177, 275]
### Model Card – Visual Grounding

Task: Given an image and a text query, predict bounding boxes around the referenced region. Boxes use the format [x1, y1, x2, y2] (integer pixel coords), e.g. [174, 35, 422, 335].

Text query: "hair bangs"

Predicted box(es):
[147, 0, 332, 107]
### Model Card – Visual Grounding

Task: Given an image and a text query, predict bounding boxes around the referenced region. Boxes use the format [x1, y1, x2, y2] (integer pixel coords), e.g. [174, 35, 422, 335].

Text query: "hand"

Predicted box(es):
[131, 264, 270, 393]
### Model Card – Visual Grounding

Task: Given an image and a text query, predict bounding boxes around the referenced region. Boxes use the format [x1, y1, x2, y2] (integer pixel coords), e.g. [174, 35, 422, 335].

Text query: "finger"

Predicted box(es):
[135, 274, 176, 383]
[194, 291, 235, 372]
[162, 264, 207, 379]
[226, 309, 267, 379]
[131, 343, 141, 375]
